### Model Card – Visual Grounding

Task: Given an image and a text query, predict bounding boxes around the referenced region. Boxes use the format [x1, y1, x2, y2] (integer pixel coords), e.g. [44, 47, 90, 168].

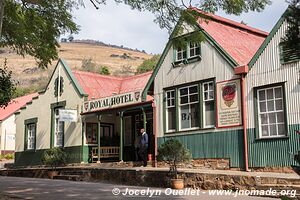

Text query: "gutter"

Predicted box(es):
[234, 65, 250, 171]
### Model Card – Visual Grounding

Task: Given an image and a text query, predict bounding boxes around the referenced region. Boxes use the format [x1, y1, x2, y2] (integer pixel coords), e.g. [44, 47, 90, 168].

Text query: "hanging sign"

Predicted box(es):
[83, 91, 142, 113]
[59, 109, 78, 122]
[216, 79, 242, 128]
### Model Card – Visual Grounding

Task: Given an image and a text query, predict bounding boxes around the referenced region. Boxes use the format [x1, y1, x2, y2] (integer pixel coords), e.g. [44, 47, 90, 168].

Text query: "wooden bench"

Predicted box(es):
[91, 146, 120, 163]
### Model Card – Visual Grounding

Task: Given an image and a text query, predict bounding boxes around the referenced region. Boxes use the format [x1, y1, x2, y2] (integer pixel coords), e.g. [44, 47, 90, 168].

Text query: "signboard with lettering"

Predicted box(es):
[83, 91, 142, 113]
[59, 109, 78, 122]
[216, 79, 242, 128]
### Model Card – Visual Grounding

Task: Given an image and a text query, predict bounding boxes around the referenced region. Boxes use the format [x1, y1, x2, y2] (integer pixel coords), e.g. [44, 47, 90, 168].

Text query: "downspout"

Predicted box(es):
[235, 65, 249, 171]
[152, 99, 157, 167]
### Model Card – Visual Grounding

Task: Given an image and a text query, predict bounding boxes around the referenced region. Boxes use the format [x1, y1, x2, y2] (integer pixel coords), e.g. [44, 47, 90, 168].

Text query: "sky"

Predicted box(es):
[68, 0, 290, 54]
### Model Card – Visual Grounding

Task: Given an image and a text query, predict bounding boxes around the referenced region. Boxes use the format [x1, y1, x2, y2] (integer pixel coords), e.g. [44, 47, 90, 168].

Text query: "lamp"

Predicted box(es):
[97, 114, 102, 121]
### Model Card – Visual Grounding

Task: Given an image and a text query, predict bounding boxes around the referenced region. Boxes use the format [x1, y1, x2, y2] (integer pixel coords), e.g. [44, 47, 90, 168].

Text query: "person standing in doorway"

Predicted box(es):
[139, 128, 148, 167]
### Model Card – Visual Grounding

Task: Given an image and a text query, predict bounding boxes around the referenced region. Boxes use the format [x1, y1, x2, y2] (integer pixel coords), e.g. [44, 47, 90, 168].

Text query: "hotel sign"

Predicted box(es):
[216, 79, 242, 128]
[83, 91, 142, 113]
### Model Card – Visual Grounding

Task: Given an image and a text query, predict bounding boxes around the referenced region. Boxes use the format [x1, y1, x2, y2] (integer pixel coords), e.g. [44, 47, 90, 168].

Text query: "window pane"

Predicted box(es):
[196, 47, 200, 55]
[277, 124, 285, 136]
[262, 125, 269, 136]
[180, 96, 188, 104]
[180, 88, 188, 95]
[270, 125, 277, 136]
[277, 112, 284, 123]
[209, 91, 214, 100]
[204, 84, 208, 91]
[171, 99, 175, 106]
[275, 87, 282, 98]
[180, 105, 190, 129]
[183, 50, 187, 59]
[267, 100, 274, 111]
[205, 102, 215, 127]
[259, 90, 265, 100]
[259, 101, 266, 112]
[260, 114, 268, 124]
[269, 113, 276, 124]
[190, 103, 199, 128]
[167, 100, 171, 107]
[190, 94, 198, 103]
[275, 99, 283, 110]
[267, 89, 274, 99]
[189, 86, 198, 94]
[168, 107, 176, 130]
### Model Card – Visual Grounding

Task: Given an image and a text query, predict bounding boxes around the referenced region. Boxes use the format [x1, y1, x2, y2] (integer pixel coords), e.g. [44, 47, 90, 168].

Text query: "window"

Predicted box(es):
[176, 47, 187, 62]
[279, 42, 300, 64]
[257, 85, 286, 138]
[179, 85, 199, 130]
[86, 123, 98, 144]
[174, 41, 201, 64]
[203, 81, 215, 127]
[166, 90, 176, 132]
[189, 42, 201, 58]
[54, 108, 64, 147]
[27, 123, 36, 150]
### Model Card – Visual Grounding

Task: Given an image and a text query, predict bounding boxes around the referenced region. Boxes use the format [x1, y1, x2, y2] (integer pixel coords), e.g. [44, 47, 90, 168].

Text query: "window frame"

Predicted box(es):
[173, 41, 201, 66]
[50, 101, 66, 148]
[254, 82, 289, 140]
[24, 118, 38, 151]
[163, 78, 216, 134]
[202, 81, 215, 128]
[165, 89, 177, 132]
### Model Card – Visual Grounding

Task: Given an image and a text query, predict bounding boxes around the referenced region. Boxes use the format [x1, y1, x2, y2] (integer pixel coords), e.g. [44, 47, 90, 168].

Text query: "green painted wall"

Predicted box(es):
[248, 124, 300, 167]
[158, 129, 245, 168]
[15, 146, 83, 167]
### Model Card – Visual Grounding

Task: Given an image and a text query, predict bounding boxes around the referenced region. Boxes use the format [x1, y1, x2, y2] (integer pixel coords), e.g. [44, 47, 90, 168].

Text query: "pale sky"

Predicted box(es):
[69, 0, 289, 54]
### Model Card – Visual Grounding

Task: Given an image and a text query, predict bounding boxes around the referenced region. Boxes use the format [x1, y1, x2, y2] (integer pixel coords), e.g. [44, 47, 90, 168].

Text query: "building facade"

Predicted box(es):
[143, 8, 300, 169]
[0, 93, 37, 155]
[14, 59, 154, 166]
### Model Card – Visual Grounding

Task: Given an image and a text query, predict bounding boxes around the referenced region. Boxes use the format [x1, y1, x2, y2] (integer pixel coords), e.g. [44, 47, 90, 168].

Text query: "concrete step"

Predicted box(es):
[53, 175, 83, 181]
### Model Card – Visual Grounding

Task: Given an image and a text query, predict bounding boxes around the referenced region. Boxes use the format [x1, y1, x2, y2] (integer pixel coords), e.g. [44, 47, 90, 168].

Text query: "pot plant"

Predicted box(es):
[42, 147, 67, 179]
[157, 139, 192, 189]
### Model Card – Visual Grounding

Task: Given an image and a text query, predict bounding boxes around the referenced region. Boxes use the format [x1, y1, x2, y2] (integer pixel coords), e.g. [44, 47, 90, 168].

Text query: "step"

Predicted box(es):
[53, 175, 83, 181]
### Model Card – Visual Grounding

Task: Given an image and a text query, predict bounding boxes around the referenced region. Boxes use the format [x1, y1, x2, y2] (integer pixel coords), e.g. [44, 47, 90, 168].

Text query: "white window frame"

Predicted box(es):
[179, 84, 199, 131]
[203, 81, 215, 128]
[257, 85, 286, 138]
[189, 42, 201, 58]
[166, 90, 176, 132]
[54, 108, 64, 147]
[175, 46, 187, 62]
[27, 123, 36, 150]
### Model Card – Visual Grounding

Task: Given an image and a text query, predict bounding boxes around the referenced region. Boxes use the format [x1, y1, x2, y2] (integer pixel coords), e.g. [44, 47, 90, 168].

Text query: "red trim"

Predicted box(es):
[234, 65, 249, 75]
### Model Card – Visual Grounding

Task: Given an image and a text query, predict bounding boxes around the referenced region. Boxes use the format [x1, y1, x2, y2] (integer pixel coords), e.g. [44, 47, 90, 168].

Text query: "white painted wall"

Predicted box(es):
[15, 62, 85, 152]
[0, 115, 16, 153]
[246, 20, 300, 128]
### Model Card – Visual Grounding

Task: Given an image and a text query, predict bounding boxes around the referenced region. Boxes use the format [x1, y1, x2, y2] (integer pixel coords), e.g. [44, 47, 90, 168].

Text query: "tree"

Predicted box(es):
[136, 54, 160, 74]
[99, 66, 110, 75]
[0, 59, 15, 108]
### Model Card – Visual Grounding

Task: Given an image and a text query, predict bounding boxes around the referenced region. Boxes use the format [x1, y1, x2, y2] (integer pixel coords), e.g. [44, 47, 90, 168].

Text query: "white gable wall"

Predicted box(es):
[15, 62, 84, 152]
[0, 115, 16, 153]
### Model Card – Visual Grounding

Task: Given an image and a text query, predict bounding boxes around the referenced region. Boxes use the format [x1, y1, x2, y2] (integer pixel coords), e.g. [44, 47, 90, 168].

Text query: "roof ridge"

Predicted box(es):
[190, 7, 268, 37]
[72, 70, 122, 80]
[122, 70, 153, 80]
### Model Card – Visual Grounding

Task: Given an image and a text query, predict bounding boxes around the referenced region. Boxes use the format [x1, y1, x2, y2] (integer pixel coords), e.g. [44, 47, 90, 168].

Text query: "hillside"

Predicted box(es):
[0, 42, 152, 94]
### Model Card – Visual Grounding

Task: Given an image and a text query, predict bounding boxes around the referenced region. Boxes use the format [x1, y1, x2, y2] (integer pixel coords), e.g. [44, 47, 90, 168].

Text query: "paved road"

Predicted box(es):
[0, 176, 278, 200]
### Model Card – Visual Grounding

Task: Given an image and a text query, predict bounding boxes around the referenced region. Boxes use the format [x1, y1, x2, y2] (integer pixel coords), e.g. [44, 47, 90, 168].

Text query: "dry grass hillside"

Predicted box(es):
[0, 42, 152, 93]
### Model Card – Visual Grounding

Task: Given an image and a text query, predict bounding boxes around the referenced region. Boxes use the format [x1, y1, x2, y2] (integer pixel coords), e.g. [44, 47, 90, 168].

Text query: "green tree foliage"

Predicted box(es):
[157, 139, 192, 179]
[283, 0, 300, 56]
[0, 59, 15, 108]
[1, 0, 78, 68]
[81, 58, 111, 75]
[99, 66, 110, 75]
[136, 54, 160, 74]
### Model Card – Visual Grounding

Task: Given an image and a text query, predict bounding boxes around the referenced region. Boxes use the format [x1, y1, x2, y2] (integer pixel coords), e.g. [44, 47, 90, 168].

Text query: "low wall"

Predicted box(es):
[1, 167, 299, 190]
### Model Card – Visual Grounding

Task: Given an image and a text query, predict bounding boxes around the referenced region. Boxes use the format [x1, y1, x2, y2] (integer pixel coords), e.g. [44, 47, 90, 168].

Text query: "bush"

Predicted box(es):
[4, 153, 14, 160]
[42, 147, 67, 170]
[99, 66, 110, 75]
[136, 54, 160, 74]
[157, 139, 191, 179]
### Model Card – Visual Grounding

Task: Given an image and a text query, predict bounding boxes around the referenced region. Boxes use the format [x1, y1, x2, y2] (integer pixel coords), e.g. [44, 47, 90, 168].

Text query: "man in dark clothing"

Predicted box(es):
[138, 128, 148, 167]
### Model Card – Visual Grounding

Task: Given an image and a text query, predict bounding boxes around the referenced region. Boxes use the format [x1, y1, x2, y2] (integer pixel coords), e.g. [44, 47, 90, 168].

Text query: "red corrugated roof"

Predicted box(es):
[72, 70, 153, 100]
[192, 8, 268, 66]
[0, 93, 38, 121]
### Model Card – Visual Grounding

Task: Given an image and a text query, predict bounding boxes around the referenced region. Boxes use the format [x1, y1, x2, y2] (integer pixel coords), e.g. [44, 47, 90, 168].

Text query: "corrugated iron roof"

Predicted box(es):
[193, 8, 268, 66]
[72, 70, 153, 100]
[0, 93, 38, 121]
